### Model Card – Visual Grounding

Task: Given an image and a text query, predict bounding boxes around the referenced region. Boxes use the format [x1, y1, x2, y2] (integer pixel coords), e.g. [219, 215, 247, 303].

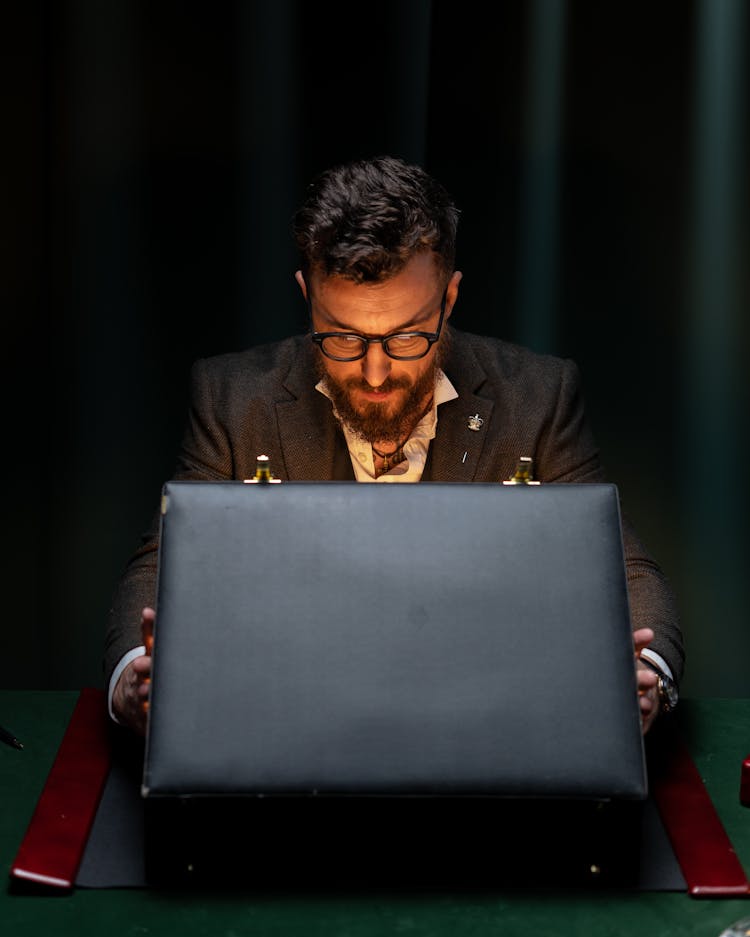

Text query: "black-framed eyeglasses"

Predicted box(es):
[309, 289, 447, 361]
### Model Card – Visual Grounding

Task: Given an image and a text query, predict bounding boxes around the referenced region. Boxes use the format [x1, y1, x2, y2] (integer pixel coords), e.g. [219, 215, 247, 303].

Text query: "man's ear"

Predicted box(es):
[294, 270, 307, 300]
[445, 270, 463, 321]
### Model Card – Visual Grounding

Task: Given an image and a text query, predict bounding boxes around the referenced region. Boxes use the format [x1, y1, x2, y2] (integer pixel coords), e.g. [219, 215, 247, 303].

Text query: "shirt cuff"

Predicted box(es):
[108, 645, 147, 723]
[640, 648, 674, 682]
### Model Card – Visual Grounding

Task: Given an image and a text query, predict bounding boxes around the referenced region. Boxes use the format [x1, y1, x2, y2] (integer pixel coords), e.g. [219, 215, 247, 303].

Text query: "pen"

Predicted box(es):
[0, 724, 23, 750]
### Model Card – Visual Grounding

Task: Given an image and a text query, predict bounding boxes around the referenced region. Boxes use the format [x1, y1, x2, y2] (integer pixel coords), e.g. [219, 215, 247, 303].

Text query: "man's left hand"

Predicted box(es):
[633, 627, 659, 734]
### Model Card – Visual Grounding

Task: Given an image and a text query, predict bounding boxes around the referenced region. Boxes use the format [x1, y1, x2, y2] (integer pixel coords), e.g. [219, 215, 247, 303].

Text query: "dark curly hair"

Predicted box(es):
[292, 156, 460, 284]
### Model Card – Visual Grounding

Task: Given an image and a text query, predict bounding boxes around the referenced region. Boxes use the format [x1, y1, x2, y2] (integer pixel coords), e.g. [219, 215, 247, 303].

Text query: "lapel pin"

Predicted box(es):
[467, 413, 484, 432]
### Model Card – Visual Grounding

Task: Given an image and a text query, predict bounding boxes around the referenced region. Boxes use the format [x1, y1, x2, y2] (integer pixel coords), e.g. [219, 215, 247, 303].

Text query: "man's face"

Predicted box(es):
[298, 253, 462, 444]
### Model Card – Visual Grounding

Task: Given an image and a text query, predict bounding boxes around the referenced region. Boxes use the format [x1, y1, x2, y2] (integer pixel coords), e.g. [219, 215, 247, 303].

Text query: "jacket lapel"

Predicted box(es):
[429, 334, 495, 482]
[275, 341, 341, 480]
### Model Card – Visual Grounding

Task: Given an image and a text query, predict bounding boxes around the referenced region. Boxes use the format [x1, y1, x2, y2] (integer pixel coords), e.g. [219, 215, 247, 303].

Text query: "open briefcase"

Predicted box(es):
[142, 477, 647, 887]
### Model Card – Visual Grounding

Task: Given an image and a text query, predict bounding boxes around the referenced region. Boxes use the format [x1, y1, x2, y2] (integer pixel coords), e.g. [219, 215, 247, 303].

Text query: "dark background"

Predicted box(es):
[3, 1, 748, 697]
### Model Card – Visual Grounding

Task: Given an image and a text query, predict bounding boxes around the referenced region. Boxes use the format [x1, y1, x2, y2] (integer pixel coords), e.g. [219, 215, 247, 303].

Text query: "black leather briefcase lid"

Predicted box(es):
[142, 482, 646, 801]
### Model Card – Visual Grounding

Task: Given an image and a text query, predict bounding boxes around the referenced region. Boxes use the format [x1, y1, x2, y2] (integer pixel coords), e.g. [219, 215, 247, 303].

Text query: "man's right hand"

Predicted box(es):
[111, 607, 155, 735]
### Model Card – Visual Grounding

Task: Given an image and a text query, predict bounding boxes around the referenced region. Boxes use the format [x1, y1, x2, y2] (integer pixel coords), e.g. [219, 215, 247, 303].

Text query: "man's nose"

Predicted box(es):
[361, 342, 391, 387]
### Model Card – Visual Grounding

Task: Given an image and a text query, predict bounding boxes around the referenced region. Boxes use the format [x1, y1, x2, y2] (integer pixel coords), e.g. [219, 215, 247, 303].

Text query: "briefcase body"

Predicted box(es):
[142, 481, 646, 884]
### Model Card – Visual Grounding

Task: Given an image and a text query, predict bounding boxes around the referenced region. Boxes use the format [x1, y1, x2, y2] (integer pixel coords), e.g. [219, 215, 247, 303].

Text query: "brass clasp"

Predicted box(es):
[502, 456, 540, 485]
[243, 454, 282, 484]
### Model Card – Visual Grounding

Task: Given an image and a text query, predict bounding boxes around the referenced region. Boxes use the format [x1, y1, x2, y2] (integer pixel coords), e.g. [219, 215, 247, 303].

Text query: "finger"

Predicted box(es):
[633, 627, 655, 656]
[638, 677, 658, 697]
[636, 660, 658, 681]
[141, 607, 156, 655]
[137, 681, 151, 700]
[633, 626, 654, 649]
[131, 655, 152, 678]
[139, 611, 156, 717]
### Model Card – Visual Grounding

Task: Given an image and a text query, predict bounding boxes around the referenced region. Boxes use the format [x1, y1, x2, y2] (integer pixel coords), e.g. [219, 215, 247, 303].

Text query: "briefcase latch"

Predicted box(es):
[243, 454, 282, 484]
[503, 456, 540, 485]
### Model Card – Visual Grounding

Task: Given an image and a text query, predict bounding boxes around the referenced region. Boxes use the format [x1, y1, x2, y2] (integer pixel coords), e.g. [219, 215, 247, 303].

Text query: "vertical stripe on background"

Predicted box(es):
[516, 0, 566, 353]
[236, 0, 300, 347]
[681, 0, 747, 695]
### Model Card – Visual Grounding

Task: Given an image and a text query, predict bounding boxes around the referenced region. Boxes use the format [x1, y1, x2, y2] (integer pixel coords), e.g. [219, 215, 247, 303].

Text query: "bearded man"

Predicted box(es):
[105, 155, 683, 735]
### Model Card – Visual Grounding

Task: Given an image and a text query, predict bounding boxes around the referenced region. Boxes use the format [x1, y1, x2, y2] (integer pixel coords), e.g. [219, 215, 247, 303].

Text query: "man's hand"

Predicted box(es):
[633, 626, 659, 734]
[112, 607, 155, 736]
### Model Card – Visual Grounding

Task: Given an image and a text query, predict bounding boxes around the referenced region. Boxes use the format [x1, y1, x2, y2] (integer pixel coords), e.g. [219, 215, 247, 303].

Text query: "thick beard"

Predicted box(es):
[316, 335, 450, 445]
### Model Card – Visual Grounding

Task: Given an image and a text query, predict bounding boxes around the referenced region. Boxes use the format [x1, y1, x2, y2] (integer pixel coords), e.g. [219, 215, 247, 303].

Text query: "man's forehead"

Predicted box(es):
[312, 290, 441, 334]
[308, 256, 444, 330]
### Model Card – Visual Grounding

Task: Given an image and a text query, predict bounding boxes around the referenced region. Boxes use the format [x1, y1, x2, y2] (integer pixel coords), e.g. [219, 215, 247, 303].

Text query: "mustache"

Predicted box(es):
[341, 375, 412, 394]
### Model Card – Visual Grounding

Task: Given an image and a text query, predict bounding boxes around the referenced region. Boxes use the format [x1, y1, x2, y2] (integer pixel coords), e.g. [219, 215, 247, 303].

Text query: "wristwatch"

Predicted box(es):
[642, 659, 679, 713]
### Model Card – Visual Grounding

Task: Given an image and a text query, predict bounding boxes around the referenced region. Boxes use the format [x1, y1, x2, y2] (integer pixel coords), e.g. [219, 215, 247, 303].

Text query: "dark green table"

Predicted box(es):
[2, 691, 749, 937]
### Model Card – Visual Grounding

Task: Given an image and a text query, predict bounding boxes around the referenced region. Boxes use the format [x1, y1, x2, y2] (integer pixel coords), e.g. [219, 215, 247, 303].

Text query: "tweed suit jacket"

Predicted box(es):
[104, 328, 684, 687]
